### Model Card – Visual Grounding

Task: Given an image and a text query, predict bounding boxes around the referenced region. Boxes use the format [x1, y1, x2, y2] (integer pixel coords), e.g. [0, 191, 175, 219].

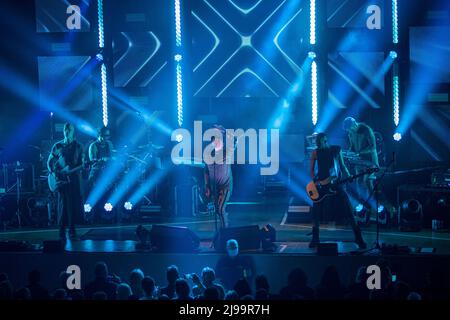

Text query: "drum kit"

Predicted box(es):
[0, 141, 167, 228]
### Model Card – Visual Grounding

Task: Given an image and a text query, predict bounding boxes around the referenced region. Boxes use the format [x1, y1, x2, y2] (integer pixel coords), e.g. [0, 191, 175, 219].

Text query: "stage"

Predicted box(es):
[1, 206, 449, 254]
[1, 208, 450, 294]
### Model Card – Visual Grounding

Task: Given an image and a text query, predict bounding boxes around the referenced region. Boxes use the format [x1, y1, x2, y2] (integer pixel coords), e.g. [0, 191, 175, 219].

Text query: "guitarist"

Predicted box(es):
[47, 123, 85, 240]
[308, 133, 366, 249]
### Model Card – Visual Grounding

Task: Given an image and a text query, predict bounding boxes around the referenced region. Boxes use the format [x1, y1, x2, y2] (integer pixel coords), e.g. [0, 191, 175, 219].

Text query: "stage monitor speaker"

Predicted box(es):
[213, 225, 261, 252]
[150, 225, 200, 252]
[174, 184, 198, 217]
[0, 240, 34, 252]
[43, 240, 64, 253]
[317, 242, 338, 256]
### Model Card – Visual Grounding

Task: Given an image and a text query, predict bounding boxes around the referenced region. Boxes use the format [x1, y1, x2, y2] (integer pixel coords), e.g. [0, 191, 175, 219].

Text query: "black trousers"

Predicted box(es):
[57, 177, 82, 233]
[213, 184, 232, 229]
[312, 186, 359, 231]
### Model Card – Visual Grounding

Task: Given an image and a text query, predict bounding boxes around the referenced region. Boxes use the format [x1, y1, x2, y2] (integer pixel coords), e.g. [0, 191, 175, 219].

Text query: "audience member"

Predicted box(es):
[192, 267, 225, 300]
[27, 269, 49, 300]
[233, 278, 252, 299]
[174, 278, 193, 300]
[160, 265, 179, 299]
[140, 276, 156, 300]
[84, 262, 118, 300]
[315, 266, 346, 300]
[279, 268, 314, 300]
[116, 283, 132, 300]
[216, 239, 255, 291]
[129, 268, 144, 300]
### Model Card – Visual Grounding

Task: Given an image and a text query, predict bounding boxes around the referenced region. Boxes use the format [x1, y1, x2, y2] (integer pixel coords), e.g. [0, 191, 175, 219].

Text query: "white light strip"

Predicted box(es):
[176, 61, 183, 126]
[97, 0, 104, 48]
[175, 0, 182, 47]
[311, 60, 318, 126]
[393, 75, 399, 126]
[101, 63, 108, 127]
[310, 0, 316, 45]
[392, 0, 398, 44]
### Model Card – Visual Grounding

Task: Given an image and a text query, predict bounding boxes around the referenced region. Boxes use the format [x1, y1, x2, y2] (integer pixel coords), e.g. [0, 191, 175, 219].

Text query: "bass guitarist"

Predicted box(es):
[308, 133, 366, 249]
[47, 123, 85, 240]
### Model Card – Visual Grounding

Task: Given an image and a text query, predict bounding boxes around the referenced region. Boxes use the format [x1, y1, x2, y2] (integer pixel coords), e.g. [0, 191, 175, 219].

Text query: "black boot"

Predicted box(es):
[59, 227, 67, 241]
[354, 226, 367, 249]
[69, 227, 77, 240]
[309, 227, 320, 248]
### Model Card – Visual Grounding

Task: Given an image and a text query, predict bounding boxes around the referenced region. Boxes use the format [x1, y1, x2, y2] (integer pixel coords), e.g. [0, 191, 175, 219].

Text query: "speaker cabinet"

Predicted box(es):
[317, 242, 338, 256]
[150, 225, 200, 252]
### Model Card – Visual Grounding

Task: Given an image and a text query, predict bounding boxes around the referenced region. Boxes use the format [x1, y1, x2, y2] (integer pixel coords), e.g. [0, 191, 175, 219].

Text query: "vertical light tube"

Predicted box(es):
[174, 0, 183, 126]
[393, 74, 399, 127]
[101, 64, 108, 127]
[392, 0, 398, 44]
[311, 60, 318, 126]
[98, 0, 107, 127]
[310, 0, 316, 45]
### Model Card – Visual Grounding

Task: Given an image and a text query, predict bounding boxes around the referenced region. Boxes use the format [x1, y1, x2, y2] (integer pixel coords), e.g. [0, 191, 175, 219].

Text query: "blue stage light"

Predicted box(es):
[355, 204, 364, 212]
[84, 204, 92, 213]
[124, 202, 133, 211]
[175, 133, 183, 142]
[393, 132, 402, 141]
[104, 203, 113, 212]
[308, 51, 316, 59]
[389, 51, 397, 59]
[274, 118, 282, 128]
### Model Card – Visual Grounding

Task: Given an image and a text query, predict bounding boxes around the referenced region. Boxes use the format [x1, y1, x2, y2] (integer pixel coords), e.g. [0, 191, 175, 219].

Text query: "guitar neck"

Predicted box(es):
[337, 170, 375, 185]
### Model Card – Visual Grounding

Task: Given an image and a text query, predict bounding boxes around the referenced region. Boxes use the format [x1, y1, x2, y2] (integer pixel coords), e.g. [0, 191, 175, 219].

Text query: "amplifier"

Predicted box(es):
[431, 169, 450, 188]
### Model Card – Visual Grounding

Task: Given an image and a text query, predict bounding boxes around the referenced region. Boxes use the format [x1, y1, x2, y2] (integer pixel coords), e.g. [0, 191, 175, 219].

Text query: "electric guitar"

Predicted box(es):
[306, 167, 379, 203]
[48, 160, 97, 192]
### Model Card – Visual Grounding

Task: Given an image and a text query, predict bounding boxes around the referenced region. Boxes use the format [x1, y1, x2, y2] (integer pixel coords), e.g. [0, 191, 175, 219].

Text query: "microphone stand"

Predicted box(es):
[213, 159, 218, 233]
[359, 153, 395, 253]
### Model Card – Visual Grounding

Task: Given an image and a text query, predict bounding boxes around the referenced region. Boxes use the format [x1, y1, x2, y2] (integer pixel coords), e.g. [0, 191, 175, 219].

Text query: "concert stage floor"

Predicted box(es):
[1, 208, 450, 295]
[1, 207, 449, 255]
